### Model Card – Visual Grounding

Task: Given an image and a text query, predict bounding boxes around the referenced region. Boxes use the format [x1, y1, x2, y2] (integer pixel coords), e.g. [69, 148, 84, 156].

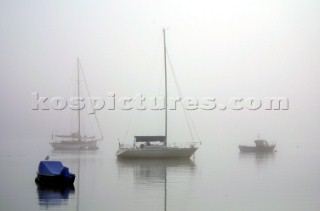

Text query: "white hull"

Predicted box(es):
[116, 147, 197, 159]
[50, 140, 98, 150]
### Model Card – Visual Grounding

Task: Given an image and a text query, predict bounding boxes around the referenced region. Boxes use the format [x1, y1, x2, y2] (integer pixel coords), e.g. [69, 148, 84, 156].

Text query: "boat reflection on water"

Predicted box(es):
[37, 185, 75, 208]
[239, 152, 275, 167]
[117, 159, 196, 211]
[37, 149, 96, 210]
[117, 159, 196, 179]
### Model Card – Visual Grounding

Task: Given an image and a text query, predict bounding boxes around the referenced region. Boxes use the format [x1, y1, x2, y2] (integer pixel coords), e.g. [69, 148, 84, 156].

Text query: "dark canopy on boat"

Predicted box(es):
[254, 140, 269, 146]
[134, 136, 166, 142]
[38, 161, 64, 175]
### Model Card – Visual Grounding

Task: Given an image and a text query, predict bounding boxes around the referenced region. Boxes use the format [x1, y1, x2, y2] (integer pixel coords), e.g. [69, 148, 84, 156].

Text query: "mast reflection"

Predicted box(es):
[117, 159, 196, 211]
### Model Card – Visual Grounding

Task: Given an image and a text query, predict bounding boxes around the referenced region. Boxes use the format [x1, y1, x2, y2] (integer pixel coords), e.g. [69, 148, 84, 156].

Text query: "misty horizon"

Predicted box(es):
[0, 0, 319, 210]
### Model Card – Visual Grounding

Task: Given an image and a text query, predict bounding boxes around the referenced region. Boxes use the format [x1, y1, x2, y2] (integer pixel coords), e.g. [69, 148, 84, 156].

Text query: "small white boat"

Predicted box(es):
[239, 134, 276, 153]
[117, 29, 200, 159]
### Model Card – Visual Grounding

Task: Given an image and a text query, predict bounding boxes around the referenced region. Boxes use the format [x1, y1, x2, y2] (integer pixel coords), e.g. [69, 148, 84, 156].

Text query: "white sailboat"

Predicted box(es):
[116, 29, 200, 159]
[50, 58, 103, 150]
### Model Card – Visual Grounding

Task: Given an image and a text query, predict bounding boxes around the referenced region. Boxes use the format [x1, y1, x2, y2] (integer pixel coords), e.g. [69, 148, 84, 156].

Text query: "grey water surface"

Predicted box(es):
[0, 140, 319, 211]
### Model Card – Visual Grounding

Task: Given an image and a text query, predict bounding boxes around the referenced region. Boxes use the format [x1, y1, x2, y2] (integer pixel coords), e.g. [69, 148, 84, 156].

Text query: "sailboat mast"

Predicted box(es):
[77, 57, 81, 141]
[163, 28, 168, 147]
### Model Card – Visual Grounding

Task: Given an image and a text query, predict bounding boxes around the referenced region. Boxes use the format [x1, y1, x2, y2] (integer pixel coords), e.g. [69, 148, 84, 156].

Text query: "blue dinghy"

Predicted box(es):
[35, 161, 75, 186]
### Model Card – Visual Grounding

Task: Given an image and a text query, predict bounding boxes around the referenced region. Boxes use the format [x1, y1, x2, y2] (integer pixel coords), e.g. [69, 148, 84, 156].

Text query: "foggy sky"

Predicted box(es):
[0, 0, 319, 153]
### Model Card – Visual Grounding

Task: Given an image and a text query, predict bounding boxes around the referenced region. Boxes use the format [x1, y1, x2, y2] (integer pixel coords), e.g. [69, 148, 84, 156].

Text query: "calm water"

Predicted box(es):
[0, 142, 319, 211]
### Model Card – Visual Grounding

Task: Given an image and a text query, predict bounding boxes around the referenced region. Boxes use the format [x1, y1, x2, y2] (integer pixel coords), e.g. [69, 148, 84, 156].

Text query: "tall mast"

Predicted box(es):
[77, 57, 81, 141]
[163, 28, 168, 146]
